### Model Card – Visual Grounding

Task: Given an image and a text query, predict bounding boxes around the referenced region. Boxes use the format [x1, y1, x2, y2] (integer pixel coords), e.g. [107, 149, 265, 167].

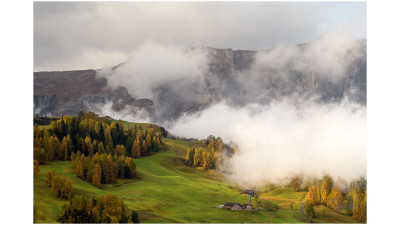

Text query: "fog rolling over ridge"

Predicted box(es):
[172, 99, 366, 188]
[94, 31, 366, 187]
[34, 31, 366, 187]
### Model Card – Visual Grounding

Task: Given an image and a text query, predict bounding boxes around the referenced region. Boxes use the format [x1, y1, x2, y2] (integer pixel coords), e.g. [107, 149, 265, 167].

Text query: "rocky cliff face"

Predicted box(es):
[34, 41, 366, 123]
[34, 70, 157, 121]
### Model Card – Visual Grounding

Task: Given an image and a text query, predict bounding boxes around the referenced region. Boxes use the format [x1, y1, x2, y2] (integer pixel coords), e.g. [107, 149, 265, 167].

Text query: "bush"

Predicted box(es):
[34, 160, 40, 178]
[45, 170, 55, 187]
[51, 175, 72, 200]
[131, 211, 140, 223]
[304, 200, 316, 219]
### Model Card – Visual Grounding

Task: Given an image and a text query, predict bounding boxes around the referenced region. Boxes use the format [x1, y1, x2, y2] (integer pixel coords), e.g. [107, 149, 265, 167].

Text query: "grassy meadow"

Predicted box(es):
[34, 137, 357, 223]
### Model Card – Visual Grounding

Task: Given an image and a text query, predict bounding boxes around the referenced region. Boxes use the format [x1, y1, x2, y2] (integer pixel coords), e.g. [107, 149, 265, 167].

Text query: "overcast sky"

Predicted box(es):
[34, 2, 366, 72]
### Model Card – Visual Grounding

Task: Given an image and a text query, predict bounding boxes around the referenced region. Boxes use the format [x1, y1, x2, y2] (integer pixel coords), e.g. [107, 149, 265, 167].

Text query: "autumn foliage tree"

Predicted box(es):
[92, 163, 102, 187]
[307, 185, 319, 206]
[34, 160, 40, 177]
[327, 185, 344, 213]
[51, 175, 72, 200]
[45, 170, 56, 187]
[320, 180, 329, 204]
[352, 188, 367, 222]
[132, 137, 141, 158]
[322, 173, 334, 194]
[114, 145, 126, 157]
[358, 192, 367, 223]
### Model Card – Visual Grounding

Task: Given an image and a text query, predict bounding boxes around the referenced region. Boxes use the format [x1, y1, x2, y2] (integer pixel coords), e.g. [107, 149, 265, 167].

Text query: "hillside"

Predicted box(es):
[34, 41, 366, 123]
[34, 120, 358, 223]
[34, 70, 157, 121]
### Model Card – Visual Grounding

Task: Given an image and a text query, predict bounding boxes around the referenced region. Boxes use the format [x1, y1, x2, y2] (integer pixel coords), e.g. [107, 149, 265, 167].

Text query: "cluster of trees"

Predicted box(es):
[71, 151, 137, 185]
[34, 129, 72, 164]
[302, 175, 366, 222]
[57, 194, 139, 223]
[45, 170, 72, 200]
[127, 125, 163, 158]
[34, 111, 166, 185]
[185, 136, 234, 170]
[306, 183, 344, 216]
[34, 111, 164, 165]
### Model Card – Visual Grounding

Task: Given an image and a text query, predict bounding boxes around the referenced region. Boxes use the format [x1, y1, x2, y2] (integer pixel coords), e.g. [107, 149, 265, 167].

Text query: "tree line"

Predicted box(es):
[34, 111, 164, 165]
[34, 111, 166, 184]
[57, 194, 139, 223]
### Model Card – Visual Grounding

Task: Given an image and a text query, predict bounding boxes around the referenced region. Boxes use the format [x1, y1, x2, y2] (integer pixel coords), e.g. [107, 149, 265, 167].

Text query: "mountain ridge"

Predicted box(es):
[34, 41, 366, 123]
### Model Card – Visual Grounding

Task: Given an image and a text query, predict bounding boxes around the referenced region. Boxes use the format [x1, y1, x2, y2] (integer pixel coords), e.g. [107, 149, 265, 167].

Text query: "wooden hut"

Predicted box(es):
[223, 202, 243, 210]
[242, 204, 253, 210]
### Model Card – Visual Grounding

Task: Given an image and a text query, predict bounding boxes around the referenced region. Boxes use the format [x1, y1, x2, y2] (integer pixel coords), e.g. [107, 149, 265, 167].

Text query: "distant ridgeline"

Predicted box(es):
[34, 42, 366, 123]
[34, 111, 166, 185]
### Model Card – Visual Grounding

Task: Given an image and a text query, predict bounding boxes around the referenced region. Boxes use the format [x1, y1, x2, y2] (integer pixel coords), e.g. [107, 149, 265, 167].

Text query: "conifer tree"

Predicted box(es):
[52, 136, 61, 160]
[307, 185, 319, 206]
[98, 142, 105, 154]
[202, 152, 212, 170]
[321, 180, 329, 204]
[132, 138, 141, 158]
[323, 173, 334, 193]
[61, 136, 69, 160]
[92, 163, 102, 187]
[304, 200, 316, 219]
[51, 175, 72, 200]
[34, 160, 40, 178]
[352, 187, 366, 222]
[359, 192, 367, 223]
[186, 148, 195, 166]
[142, 140, 147, 155]
[115, 145, 126, 157]
[146, 134, 152, 150]
[327, 185, 343, 212]
[193, 148, 203, 167]
[45, 170, 56, 187]
[84, 136, 93, 156]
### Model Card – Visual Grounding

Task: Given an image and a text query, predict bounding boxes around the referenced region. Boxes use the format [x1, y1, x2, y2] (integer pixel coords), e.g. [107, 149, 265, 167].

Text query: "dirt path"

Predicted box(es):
[300, 202, 315, 223]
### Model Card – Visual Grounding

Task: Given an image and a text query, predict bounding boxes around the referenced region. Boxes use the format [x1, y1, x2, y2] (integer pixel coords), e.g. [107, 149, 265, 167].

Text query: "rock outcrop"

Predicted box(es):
[34, 69, 157, 121]
[34, 41, 366, 123]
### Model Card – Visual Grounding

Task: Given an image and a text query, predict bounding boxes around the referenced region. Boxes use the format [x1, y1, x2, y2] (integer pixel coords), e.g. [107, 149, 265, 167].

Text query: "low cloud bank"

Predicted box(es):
[85, 101, 151, 123]
[170, 98, 366, 188]
[93, 33, 366, 188]
[97, 41, 209, 99]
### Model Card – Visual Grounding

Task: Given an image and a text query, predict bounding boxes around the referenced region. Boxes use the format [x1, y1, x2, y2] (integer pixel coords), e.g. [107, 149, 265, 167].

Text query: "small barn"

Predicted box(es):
[223, 202, 243, 210]
[242, 204, 253, 210]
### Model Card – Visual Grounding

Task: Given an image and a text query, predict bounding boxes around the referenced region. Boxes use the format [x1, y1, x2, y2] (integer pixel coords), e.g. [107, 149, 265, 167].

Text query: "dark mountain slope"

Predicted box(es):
[34, 41, 366, 122]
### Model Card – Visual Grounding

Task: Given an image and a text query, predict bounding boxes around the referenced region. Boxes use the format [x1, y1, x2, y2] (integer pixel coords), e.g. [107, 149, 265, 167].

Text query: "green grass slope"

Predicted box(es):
[260, 187, 358, 223]
[34, 138, 355, 223]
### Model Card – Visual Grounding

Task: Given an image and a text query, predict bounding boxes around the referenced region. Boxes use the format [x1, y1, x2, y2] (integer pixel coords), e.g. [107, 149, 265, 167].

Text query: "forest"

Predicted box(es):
[33, 111, 167, 222]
